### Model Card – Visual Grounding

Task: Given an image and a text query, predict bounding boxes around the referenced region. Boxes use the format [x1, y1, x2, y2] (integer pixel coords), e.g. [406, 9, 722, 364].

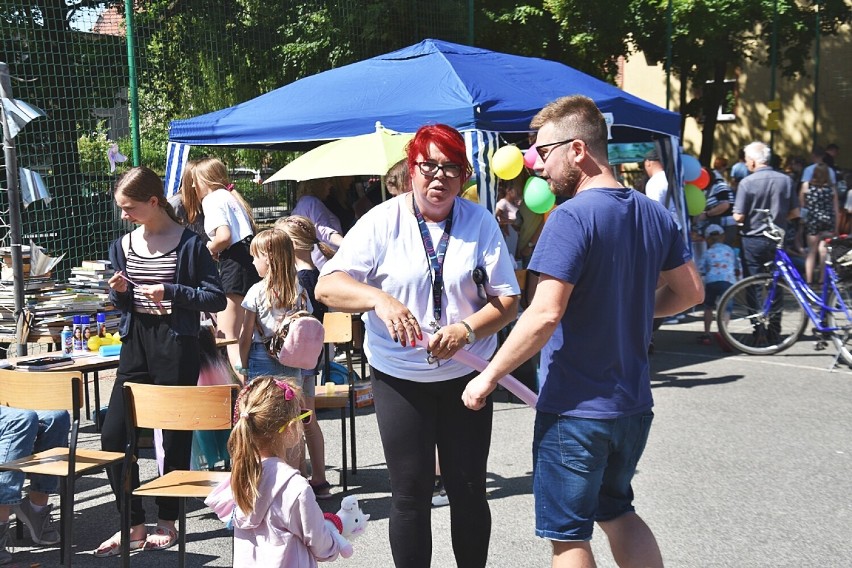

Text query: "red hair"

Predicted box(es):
[406, 124, 472, 184]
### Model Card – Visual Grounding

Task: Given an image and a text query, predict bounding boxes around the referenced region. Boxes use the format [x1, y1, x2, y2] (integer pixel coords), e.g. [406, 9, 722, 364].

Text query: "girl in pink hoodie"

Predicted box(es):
[228, 376, 349, 567]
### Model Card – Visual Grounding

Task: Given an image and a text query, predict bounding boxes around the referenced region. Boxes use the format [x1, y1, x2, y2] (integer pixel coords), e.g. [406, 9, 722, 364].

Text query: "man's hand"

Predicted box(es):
[462, 374, 498, 411]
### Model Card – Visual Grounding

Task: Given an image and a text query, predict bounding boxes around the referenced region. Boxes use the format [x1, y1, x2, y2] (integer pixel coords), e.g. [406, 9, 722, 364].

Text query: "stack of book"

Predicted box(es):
[68, 259, 114, 291]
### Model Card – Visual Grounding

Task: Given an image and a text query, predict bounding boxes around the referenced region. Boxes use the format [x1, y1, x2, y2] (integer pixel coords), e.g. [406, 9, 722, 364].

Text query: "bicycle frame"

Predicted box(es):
[765, 246, 852, 334]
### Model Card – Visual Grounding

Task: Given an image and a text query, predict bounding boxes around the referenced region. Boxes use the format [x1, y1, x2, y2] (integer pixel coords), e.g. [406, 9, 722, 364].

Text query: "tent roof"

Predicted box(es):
[169, 39, 679, 149]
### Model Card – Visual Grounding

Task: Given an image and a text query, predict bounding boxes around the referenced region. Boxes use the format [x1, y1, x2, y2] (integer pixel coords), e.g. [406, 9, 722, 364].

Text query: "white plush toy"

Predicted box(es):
[323, 495, 370, 559]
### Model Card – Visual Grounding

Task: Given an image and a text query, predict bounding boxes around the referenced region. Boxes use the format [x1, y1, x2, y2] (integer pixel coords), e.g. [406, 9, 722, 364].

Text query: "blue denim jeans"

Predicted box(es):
[532, 411, 654, 541]
[247, 342, 312, 396]
[0, 408, 70, 504]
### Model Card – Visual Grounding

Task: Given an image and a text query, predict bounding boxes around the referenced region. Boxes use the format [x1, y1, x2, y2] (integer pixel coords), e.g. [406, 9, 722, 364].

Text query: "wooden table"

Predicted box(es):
[5, 337, 237, 431]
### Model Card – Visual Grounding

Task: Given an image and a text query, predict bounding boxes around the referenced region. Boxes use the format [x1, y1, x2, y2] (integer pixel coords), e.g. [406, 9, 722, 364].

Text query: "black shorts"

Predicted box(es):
[218, 239, 260, 296]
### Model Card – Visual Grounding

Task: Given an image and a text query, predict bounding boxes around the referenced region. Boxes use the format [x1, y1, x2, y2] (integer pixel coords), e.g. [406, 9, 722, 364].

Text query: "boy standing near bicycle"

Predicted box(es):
[698, 224, 741, 346]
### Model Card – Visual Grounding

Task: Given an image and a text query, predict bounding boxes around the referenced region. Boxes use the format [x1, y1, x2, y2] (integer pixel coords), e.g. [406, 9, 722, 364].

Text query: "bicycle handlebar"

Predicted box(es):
[755, 209, 785, 244]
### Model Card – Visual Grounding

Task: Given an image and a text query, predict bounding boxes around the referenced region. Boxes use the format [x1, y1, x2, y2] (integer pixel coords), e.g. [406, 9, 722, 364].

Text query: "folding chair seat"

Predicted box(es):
[0, 369, 124, 567]
[119, 383, 238, 568]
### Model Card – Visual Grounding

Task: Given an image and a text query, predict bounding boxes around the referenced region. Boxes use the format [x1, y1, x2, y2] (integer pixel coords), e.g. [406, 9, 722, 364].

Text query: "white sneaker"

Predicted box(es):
[431, 490, 449, 508]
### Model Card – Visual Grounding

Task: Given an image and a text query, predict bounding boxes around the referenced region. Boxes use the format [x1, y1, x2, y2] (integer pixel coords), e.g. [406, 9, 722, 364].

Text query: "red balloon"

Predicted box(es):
[690, 168, 711, 190]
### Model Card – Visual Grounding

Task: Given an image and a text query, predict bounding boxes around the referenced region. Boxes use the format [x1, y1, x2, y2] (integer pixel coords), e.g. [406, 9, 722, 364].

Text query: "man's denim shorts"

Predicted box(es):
[532, 410, 654, 541]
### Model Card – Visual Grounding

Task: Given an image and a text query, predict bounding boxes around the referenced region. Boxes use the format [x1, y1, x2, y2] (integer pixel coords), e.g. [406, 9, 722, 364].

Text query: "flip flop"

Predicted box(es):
[93, 531, 146, 558]
[145, 525, 178, 551]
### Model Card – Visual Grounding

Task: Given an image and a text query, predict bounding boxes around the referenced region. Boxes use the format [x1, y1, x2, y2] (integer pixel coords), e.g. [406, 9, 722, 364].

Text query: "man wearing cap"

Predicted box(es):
[733, 141, 800, 277]
[643, 149, 681, 229]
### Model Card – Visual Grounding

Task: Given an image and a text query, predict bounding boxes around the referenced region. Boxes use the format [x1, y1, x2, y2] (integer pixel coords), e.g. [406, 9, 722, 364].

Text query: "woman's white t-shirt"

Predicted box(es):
[320, 194, 520, 382]
[202, 188, 254, 245]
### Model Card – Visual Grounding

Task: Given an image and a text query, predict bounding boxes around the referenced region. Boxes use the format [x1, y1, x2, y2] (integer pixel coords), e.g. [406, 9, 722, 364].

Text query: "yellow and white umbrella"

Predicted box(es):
[264, 123, 413, 183]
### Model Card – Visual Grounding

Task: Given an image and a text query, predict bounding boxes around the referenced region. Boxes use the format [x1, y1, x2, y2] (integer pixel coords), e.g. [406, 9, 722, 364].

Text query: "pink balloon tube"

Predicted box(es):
[418, 333, 538, 408]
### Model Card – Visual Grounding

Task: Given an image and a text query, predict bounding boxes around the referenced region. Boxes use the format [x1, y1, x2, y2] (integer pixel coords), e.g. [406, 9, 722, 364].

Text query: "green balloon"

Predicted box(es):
[524, 177, 555, 214]
[684, 183, 706, 216]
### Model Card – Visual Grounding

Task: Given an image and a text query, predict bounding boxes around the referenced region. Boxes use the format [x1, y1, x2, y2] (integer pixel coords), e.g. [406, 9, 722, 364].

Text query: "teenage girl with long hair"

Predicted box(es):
[191, 157, 259, 372]
[228, 376, 350, 566]
[96, 166, 226, 556]
[275, 215, 334, 498]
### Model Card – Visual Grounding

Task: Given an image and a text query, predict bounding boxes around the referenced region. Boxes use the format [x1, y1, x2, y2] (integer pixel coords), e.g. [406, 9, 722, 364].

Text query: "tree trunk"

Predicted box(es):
[699, 61, 727, 167]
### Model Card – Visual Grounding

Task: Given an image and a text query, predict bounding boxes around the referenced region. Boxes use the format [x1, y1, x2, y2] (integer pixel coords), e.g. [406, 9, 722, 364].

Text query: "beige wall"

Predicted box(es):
[621, 20, 851, 169]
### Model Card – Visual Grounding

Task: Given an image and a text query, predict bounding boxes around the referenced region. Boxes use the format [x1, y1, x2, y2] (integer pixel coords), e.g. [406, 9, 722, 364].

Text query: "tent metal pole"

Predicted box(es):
[0, 62, 27, 355]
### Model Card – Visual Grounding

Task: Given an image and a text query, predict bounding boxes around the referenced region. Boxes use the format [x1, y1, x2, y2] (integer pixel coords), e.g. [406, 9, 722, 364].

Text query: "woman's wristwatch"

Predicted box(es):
[460, 320, 476, 344]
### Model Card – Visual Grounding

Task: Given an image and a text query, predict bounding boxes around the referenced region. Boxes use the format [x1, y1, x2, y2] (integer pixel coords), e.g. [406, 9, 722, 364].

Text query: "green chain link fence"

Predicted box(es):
[2, 0, 470, 283]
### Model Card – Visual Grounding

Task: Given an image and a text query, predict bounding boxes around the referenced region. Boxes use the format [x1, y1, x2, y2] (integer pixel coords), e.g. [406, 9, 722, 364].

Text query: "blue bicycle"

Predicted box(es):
[716, 210, 852, 366]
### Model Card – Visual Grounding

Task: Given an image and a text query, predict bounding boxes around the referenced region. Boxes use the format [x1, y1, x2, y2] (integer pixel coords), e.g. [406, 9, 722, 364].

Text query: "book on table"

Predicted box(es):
[14, 356, 74, 371]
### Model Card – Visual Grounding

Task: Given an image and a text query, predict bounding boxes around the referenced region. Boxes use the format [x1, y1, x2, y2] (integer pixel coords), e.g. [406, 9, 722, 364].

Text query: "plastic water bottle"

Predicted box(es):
[61, 326, 73, 355]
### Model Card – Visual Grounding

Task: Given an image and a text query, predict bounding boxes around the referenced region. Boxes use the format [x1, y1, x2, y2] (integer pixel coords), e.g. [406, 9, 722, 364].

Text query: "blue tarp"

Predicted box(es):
[169, 39, 679, 148]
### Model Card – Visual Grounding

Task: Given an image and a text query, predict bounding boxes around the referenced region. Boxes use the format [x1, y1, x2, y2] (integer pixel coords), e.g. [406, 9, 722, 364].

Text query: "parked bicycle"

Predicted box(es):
[716, 209, 852, 367]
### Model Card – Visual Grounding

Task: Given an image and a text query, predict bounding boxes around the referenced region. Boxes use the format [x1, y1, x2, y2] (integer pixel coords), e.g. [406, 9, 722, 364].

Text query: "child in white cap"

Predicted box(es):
[698, 224, 741, 346]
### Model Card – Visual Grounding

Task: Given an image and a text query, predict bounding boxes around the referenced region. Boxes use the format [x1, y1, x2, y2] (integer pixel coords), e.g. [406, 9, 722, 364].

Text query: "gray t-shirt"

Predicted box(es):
[733, 167, 799, 237]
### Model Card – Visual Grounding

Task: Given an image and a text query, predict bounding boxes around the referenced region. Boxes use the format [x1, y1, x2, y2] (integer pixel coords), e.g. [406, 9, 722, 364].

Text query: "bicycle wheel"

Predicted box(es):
[826, 285, 852, 366]
[716, 274, 808, 355]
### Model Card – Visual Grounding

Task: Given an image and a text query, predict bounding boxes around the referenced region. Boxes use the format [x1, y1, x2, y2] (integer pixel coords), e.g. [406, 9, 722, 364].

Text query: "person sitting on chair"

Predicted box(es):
[0, 408, 70, 564]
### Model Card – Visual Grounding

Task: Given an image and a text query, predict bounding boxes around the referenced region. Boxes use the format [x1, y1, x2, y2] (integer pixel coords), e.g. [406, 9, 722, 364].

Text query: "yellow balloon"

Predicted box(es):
[87, 336, 102, 351]
[492, 146, 524, 180]
[112, 335, 122, 345]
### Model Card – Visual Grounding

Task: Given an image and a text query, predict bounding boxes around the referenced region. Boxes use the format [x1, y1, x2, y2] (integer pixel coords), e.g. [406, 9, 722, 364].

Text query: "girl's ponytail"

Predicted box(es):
[227, 377, 303, 514]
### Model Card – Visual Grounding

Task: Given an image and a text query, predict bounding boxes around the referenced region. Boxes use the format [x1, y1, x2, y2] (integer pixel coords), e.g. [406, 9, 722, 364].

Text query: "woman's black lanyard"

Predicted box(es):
[412, 196, 454, 332]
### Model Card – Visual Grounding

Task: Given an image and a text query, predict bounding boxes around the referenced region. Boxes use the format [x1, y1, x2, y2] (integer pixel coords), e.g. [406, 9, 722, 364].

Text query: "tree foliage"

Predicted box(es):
[478, 0, 851, 162]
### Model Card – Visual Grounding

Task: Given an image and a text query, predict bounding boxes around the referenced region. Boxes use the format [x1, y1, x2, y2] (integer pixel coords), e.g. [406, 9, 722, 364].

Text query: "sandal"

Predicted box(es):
[697, 333, 712, 346]
[310, 481, 334, 500]
[93, 531, 146, 558]
[144, 525, 178, 551]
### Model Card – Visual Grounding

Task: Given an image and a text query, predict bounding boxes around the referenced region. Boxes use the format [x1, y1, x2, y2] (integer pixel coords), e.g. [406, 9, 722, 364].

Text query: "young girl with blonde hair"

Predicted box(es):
[275, 215, 333, 498]
[192, 157, 259, 372]
[228, 376, 350, 566]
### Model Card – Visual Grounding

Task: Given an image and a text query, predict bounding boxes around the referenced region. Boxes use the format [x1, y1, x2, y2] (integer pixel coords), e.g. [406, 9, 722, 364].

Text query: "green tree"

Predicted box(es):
[495, 0, 851, 163]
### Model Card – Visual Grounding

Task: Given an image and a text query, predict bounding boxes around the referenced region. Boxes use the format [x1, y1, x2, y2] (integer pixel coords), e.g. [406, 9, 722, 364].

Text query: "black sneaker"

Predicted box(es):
[0, 521, 12, 565]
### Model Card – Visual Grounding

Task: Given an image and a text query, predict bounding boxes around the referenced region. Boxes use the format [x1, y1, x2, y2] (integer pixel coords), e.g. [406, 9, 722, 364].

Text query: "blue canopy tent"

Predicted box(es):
[169, 39, 684, 219]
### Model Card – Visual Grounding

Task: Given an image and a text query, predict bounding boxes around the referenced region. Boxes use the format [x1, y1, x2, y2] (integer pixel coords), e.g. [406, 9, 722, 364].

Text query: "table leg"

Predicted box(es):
[93, 371, 102, 432]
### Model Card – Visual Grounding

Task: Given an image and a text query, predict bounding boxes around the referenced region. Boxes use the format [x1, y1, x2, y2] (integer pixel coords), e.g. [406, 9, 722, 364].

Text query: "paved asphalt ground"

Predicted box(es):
[7, 314, 852, 567]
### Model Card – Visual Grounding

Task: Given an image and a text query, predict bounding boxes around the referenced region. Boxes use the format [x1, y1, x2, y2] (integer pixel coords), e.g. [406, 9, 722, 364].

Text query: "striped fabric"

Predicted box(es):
[127, 237, 178, 314]
[464, 129, 501, 212]
[164, 141, 191, 198]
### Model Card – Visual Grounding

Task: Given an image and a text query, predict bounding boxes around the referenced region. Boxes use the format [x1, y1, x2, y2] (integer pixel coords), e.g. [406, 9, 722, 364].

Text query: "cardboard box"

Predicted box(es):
[354, 382, 373, 408]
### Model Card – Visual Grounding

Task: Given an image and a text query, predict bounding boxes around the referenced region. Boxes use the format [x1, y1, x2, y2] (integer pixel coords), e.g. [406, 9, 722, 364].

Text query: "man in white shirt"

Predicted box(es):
[643, 149, 681, 229]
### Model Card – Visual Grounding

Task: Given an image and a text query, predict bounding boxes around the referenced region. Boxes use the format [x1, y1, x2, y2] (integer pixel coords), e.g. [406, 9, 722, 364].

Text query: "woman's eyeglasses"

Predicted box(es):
[278, 409, 313, 432]
[417, 161, 462, 179]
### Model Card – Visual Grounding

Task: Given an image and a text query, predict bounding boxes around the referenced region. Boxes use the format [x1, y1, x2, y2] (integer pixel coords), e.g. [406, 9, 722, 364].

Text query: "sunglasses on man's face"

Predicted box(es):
[278, 409, 313, 432]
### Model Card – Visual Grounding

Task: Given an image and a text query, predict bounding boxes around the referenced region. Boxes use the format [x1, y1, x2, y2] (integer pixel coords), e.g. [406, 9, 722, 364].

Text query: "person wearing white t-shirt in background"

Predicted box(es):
[316, 124, 520, 568]
[191, 157, 260, 373]
[643, 149, 681, 230]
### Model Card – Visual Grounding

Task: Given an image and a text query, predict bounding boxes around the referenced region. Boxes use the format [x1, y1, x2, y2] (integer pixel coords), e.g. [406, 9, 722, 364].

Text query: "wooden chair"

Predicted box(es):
[0, 369, 124, 567]
[119, 383, 238, 568]
[314, 312, 358, 492]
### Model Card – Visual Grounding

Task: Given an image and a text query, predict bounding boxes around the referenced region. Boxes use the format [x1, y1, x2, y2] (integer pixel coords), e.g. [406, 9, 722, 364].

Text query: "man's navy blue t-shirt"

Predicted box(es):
[529, 187, 689, 418]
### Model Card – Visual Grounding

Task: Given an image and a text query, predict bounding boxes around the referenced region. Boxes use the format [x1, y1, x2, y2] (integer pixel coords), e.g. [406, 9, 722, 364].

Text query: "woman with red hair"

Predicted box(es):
[316, 124, 520, 567]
